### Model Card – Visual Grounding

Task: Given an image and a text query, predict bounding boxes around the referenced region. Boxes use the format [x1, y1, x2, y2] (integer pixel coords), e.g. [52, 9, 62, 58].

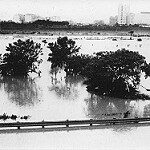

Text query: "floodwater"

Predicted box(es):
[0, 35, 150, 149]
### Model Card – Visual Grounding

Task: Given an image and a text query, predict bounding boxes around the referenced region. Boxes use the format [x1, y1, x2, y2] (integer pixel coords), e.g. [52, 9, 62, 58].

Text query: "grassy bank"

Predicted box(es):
[1, 28, 150, 36]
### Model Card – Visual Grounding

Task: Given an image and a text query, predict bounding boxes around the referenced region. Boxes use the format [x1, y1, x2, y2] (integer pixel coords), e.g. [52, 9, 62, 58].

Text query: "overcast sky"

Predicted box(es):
[0, 0, 150, 23]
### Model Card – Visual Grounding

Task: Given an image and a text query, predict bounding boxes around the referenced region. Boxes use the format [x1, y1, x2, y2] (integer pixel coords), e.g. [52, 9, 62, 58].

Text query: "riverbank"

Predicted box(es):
[1, 28, 150, 37]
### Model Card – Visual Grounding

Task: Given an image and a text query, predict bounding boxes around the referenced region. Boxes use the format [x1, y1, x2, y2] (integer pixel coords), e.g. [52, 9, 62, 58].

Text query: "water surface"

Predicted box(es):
[0, 35, 150, 149]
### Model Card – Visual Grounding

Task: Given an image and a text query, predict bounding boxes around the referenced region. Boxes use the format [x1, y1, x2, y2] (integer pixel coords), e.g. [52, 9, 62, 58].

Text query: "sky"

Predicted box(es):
[0, 0, 150, 23]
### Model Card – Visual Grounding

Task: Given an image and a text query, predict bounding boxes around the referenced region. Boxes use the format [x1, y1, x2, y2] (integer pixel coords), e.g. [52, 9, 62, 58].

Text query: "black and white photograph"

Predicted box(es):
[0, 0, 150, 149]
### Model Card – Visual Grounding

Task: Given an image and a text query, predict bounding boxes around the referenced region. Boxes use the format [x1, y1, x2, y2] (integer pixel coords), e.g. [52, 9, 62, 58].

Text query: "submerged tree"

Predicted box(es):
[47, 36, 80, 69]
[47, 37, 150, 99]
[0, 39, 42, 77]
[82, 49, 150, 99]
[65, 54, 92, 75]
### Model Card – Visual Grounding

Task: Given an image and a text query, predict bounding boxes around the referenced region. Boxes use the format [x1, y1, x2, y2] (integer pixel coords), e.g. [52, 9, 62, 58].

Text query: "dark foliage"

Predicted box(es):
[47, 36, 80, 69]
[82, 49, 150, 99]
[0, 39, 42, 77]
[0, 20, 69, 30]
[47, 36, 150, 99]
[65, 54, 92, 75]
[1, 20, 149, 34]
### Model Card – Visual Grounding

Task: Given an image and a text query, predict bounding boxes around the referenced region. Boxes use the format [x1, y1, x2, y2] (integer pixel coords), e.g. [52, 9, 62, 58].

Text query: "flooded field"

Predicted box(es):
[0, 34, 150, 149]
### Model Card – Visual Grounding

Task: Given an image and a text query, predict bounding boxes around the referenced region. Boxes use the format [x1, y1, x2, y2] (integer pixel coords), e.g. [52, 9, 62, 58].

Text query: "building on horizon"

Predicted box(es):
[128, 13, 135, 25]
[24, 14, 44, 23]
[13, 14, 25, 23]
[68, 20, 75, 25]
[45, 16, 61, 22]
[134, 12, 150, 25]
[13, 14, 44, 23]
[109, 16, 118, 26]
[93, 20, 105, 26]
[118, 3, 130, 25]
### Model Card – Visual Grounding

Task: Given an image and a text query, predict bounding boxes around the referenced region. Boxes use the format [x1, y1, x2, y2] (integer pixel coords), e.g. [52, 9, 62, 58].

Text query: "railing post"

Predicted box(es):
[66, 119, 69, 127]
[134, 117, 139, 123]
[112, 118, 116, 124]
[42, 120, 45, 128]
[90, 119, 93, 126]
[17, 122, 20, 129]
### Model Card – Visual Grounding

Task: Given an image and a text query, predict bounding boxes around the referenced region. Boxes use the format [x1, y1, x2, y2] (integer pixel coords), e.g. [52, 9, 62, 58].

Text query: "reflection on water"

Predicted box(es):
[85, 94, 150, 119]
[144, 104, 150, 117]
[1, 77, 41, 107]
[112, 124, 136, 133]
[0, 35, 150, 123]
[1, 36, 150, 149]
[49, 75, 84, 100]
[85, 95, 127, 119]
[49, 83, 79, 100]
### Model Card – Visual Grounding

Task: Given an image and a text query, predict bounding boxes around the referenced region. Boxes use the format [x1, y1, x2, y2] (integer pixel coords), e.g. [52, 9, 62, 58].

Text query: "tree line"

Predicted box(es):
[1, 20, 150, 32]
[0, 20, 69, 30]
[47, 37, 150, 99]
[1, 37, 150, 99]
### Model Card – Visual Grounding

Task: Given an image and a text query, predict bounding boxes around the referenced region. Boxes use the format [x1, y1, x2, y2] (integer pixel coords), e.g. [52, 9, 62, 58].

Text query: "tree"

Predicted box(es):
[0, 39, 42, 77]
[65, 54, 92, 75]
[82, 49, 150, 99]
[47, 36, 80, 69]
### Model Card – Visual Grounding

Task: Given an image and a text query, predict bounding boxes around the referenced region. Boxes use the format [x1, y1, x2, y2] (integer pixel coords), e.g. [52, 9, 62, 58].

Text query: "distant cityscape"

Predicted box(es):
[1, 3, 150, 27]
[109, 3, 150, 27]
[12, 14, 62, 24]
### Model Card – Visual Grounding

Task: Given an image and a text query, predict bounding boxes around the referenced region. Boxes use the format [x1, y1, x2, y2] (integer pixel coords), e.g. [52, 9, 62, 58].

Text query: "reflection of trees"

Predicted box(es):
[85, 94, 150, 120]
[49, 75, 83, 100]
[0, 79, 3, 89]
[112, 124, 134, 133]
[65, 75, 84, 85]
[126, 101, 141, 118]
[143, 103, 150, 117]
[85, 94, 131, 119]
[3, 77, 41, 107]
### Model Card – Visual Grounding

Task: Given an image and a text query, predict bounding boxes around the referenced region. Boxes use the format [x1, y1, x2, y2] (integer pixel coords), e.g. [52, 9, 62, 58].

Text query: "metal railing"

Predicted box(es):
[0, 117, 150, 129]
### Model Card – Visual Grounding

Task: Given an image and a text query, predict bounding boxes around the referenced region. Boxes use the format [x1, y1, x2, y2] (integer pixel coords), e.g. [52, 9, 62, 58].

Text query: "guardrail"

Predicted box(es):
[0, 117, 150, 130]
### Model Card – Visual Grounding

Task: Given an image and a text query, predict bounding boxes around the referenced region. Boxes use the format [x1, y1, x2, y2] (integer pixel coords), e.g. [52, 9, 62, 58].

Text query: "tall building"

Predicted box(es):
[129, 13, 135, 25]
[134, 12, 150, 25]
[118, 3, 130, 25]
